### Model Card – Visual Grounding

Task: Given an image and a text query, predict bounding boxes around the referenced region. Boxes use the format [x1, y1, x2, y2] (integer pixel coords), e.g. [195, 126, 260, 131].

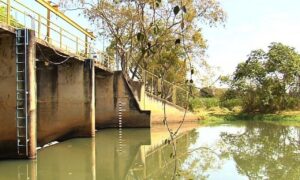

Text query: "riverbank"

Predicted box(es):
[196, 108, 300, 127]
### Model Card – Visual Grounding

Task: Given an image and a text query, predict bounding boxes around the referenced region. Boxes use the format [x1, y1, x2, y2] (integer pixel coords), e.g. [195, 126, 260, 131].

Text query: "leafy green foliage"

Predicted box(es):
[231, 42, 300, 113]
[189, 97, 220, 110]
[60, 0, 226, 87]
[220, 98, 242, 111]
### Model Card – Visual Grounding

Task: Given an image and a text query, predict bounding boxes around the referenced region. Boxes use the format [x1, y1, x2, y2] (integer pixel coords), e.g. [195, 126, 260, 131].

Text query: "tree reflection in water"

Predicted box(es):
[135, 122, 300, 180]
[0, 122, 299, 179]
[220, 122, 300, 180]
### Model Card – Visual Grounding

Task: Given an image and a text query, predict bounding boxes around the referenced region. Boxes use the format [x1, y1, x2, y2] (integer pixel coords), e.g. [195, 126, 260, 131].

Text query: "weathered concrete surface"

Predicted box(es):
[0, 32, 18, 158]
[95, 71, 151, 128]
[0, 29, 37, 159]
[36, 59, 95, 146]
[130, 82, 198, 124]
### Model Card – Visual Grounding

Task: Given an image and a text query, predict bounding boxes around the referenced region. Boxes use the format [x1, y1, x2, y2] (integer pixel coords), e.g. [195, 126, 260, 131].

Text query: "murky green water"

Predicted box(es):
[0, 122, 299, 180]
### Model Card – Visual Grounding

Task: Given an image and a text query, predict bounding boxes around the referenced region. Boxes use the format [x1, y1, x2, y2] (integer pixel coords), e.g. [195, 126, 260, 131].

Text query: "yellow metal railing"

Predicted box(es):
[94, 51, 116, 71]
[142, 69, 189, 108]
[0, 0, 189, 106]
[0, 0, 115, 71]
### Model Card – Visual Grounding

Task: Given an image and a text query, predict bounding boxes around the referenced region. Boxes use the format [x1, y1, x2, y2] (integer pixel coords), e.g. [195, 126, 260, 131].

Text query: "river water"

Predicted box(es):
[0, 121, 299, 180]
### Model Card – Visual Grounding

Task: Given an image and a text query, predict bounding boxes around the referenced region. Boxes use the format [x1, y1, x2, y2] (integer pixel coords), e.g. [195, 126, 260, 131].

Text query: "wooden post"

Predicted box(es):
[6, 0, 11, 25]
[28, 30, 37, 159]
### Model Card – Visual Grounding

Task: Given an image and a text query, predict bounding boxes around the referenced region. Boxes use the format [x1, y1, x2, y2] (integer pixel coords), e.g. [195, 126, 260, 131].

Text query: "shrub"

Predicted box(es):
[189, 97, 220, 111]
[220, 98, 242, 111]
[201, 98, 220, 109]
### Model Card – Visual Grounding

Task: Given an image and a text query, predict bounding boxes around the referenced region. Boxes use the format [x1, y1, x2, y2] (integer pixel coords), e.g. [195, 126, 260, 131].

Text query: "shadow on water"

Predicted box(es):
[0, 122, 299, 179]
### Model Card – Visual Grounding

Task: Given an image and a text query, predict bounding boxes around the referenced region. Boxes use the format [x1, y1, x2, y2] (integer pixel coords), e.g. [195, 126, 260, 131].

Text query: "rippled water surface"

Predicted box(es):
[0, 122, 299, 179]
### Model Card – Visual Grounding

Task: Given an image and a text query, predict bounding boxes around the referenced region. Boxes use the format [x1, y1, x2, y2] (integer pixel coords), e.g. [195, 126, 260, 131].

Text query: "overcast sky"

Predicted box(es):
[202, 0, 300, 76]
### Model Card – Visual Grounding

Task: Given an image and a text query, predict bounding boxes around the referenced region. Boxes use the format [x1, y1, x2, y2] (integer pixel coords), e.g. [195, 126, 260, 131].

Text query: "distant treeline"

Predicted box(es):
[190, 42, 300, 113]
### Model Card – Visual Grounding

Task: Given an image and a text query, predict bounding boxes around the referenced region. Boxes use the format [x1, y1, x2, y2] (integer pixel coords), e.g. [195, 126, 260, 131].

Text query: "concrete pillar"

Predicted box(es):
[27, 30, 37, 159]
[84, 59, 95, 137]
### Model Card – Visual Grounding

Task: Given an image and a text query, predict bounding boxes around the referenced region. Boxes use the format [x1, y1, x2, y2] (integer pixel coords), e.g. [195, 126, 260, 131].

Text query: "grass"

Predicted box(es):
[196, 107, 300, 127]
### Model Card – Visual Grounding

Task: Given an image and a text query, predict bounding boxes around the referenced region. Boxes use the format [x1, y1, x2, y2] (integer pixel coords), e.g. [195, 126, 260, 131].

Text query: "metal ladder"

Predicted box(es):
[15, 29, 29, 156]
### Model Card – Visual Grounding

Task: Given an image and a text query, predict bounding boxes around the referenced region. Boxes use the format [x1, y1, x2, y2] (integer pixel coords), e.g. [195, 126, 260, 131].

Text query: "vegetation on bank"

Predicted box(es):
[222, 42, 300, 113]
[194, 107, 300, 127]
[188, 42, 300, 126]
[190, 95, 300, 126]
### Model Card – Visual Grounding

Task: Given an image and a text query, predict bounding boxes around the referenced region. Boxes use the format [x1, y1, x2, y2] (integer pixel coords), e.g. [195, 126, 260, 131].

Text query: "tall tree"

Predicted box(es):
[231, 42, 300, 113]
[60, 0, 226, 84]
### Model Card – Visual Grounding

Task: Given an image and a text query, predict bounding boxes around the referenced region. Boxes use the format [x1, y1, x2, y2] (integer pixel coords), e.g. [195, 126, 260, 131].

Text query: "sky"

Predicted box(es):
[22, 0, 300, 80]
[202, 0, 300, 76]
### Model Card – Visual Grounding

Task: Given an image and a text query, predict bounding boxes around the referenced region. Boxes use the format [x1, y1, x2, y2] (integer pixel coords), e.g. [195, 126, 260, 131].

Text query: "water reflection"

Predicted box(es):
[128, 129, 198, 179]
[0, 122, 299, 180]
[220, 122, 300, 179]
[178, 122, 300, 179]
[0, 129, 151, 180]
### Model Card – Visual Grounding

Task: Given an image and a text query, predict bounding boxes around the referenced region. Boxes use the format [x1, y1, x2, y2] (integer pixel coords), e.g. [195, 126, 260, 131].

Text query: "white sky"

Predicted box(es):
[23, 0, 300, 82]
[202, 0, 300, 76]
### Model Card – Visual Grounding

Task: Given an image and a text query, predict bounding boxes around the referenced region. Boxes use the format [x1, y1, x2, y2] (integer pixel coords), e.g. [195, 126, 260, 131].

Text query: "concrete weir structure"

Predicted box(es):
[0, 26, 152, 159]
[95, 71, 150, 128]
[0, 0, 196, 159]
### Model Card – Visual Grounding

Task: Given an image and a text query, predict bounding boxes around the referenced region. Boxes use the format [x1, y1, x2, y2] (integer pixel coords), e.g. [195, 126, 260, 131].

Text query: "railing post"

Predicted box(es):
[76, 37, 79, 54]
[172, 86, 177, 104]
[37, 15, 41, 39]
[59, 28, 62, 48]
[157, 78, 162, 94]
[186, 90, 189, 107]
[142, 69, 146, 83]
[151, 75, 154, 95]
[85, 33, 88, 57]
[6, 0, 11, 25]
[46, 7, 50, 42]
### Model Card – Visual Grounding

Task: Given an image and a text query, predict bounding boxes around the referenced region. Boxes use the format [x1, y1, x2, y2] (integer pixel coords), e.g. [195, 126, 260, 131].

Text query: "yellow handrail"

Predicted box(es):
[0, 0, 190, 98]
[35, 0, 95, 39]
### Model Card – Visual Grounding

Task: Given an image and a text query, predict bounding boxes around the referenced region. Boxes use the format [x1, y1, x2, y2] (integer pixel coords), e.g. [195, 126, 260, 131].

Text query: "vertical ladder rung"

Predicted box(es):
[16, 29, 29, 156]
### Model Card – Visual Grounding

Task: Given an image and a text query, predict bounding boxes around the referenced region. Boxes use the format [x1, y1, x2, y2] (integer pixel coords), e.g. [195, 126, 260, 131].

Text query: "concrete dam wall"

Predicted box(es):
[0, 30, 151, 159]
[0, 27, 196, 159]
[95, 71, 150, 128]
[130, 81, 198, 124]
